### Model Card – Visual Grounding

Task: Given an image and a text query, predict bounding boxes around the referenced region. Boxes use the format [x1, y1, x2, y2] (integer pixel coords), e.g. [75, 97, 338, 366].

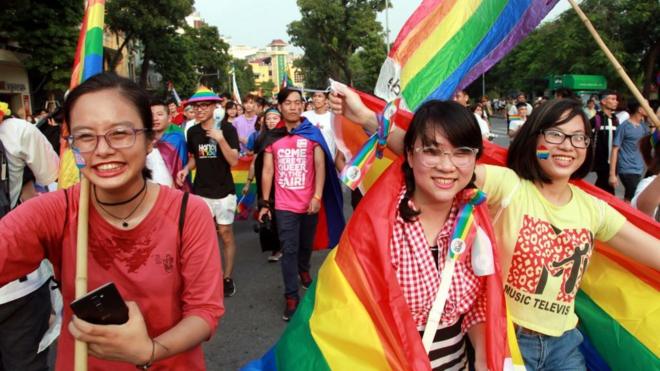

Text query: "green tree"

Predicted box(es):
[231, 59, 257, 99]
[258, 80, 276, 98]
[485, 0, 659, 97]
[106, 0, 194, 87]
[0, 0, 82, 93]
[288, 0, 388, 88]
[349, 33, 387, 92]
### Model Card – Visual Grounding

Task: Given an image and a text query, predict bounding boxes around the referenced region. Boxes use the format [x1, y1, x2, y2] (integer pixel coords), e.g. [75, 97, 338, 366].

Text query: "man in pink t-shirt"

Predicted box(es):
[258, 89, 325, 322]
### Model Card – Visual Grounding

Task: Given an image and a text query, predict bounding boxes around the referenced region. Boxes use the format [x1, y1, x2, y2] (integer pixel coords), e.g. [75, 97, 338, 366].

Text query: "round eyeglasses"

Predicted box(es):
[541, 129, 590, 148]
[68, 127, 150, 153]
[413, 146, 479, 168]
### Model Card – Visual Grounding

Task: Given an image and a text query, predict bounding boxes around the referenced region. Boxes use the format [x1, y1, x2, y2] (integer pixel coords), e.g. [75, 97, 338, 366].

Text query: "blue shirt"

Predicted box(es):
[613, 120, 650, 175]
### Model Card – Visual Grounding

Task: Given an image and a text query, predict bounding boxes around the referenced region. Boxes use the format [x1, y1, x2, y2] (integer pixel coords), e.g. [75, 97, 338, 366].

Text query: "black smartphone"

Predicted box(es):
[70, 282, 129, 325]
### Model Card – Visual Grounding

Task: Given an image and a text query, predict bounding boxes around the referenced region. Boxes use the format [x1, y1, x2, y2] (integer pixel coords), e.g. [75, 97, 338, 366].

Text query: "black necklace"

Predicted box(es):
[95, 179, 147, 206]
[94, 183, 149, 228]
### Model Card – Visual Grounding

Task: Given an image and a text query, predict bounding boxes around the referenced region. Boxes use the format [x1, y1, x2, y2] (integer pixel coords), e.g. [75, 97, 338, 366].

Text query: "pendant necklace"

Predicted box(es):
[94, 182, 148, 228]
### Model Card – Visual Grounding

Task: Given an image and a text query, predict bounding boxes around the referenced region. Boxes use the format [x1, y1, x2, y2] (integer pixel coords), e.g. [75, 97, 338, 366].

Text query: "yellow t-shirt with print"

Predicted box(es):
[483, 165, 626, 336]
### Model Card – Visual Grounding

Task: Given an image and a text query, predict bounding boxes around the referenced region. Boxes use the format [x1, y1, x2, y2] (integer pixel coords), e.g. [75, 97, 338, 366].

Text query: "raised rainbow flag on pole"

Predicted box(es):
[375, 0, 559, 111]
[59, 0, 105, 188]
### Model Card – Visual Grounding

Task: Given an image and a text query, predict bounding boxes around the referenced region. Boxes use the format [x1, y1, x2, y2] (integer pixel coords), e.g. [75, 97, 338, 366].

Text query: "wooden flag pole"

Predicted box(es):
[567, 0, 659, 128]
[74, 176, 90, 371]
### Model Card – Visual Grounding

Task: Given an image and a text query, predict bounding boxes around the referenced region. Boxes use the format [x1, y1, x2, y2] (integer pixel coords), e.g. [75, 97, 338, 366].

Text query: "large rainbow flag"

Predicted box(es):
[243, 158, 517, 371]
[59, 0, 106, 188]
[375, 0, 559, 111]
[339, 93, 660, 369]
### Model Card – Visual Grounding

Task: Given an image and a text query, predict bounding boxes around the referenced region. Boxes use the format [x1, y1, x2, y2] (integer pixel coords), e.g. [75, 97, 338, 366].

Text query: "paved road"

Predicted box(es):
[203, 114, 624, 370]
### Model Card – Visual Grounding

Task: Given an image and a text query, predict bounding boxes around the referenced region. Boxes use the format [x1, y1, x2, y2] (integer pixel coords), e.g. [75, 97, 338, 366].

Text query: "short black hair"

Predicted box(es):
[507, 98, 592, 183]
[627, 100, 641, 114]
[516, 102, 528, 109]
[63, 72, 154, 179]
[399, 100, 483, 221]
[149, 99, 168, 112]
[277, 88, 302, 105]
[599, 90, 617, 101]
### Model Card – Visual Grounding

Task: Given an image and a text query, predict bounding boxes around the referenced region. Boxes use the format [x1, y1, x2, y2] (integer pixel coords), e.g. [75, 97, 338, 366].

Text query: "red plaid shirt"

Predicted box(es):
[390, 187, 487, 332]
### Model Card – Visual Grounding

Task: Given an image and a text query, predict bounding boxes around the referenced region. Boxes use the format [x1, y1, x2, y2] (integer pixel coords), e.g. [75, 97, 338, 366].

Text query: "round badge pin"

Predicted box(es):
[346, 166, 361, 182]
[450, 238, 466, 255]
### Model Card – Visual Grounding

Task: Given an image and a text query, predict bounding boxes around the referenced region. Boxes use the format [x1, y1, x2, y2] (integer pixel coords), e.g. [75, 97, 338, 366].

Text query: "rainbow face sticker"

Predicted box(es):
[536, 145, 550, 160]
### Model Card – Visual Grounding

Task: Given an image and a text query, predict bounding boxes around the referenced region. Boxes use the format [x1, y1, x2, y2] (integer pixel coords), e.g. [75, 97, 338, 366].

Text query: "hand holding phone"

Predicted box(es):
[70, 282, 129, 325]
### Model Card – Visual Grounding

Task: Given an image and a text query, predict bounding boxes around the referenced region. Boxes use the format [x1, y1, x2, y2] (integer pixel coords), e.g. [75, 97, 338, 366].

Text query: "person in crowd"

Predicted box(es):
[453, 89, 470, 107]
[508, 102, 528, 139]
[236, 103, 244, 116]
[257, 88, 344, 321]
[302, 91, 338, 161]
[508, 92, 533, 116]
[471, 102, 492, 141]
[147, 100, 189, 190]
[0, 101, 59, 371]
[631, 130, 659, 220]
[176, 87, 240, 298]
[591, 90, 620, 194]
[608, 100, 650, 201]
[584, 99, 597, 120]
[0, 73, 223, 370]
[330, 88, 659, 371]
[233, 95, 259, 154]
[167, 100, 185, 126]
[244, 108, 285, 262]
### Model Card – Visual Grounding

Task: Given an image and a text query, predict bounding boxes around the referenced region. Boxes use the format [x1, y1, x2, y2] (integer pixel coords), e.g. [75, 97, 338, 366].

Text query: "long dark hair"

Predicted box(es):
[63, 72, 154, 179]
[507, 98, 592, 183]
[399, 100, 483, 221]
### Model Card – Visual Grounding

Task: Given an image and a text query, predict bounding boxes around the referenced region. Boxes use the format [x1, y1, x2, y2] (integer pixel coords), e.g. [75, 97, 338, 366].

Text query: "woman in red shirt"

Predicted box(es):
[0, 73, 223, 370]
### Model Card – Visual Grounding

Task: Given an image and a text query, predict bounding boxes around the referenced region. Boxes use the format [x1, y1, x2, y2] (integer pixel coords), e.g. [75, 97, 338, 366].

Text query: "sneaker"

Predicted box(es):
[267, 251, 283, 262]
[299, 271, 313, 289]
[282, 297, 299, 321]
[224, 277, 236, 297]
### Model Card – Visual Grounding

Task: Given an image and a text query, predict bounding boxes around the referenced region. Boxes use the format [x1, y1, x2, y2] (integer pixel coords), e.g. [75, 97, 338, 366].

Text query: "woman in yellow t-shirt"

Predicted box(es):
[330, 89, 660, 370]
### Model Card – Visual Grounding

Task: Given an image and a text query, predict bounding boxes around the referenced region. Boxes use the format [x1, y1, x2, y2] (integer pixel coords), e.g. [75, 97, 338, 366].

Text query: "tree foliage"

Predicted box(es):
[0, 0, 82, 93]
[232, 58, 257, 99]
[288, 0, 388, 89]
[485, 0, 659, 97]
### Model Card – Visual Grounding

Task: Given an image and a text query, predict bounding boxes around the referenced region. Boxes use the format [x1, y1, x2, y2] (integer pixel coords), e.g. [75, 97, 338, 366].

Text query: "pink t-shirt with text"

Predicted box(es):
[266, 134, 318, 213]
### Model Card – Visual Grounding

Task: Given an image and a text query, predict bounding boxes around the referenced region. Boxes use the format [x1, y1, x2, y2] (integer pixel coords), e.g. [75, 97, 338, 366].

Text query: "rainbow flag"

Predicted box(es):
[232, 155, 256, 200]
[337, 90, 658, 369]
[243, 159, 515, 371]
[375, 0, 559, 111]
[59, 0, 105, 188]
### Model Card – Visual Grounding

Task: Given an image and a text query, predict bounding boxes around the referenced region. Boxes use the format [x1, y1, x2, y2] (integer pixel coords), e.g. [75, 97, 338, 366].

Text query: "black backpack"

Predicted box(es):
[0, 138, 10, 218]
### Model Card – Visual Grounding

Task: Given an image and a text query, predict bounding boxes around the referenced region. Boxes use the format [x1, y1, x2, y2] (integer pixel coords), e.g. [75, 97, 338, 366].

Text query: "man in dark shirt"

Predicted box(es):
[176, 88, 240, 296]
[591, 90, 619, 194]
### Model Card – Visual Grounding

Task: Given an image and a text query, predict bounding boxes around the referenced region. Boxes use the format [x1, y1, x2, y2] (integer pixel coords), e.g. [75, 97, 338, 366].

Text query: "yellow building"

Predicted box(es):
[248, 39, 304, 97]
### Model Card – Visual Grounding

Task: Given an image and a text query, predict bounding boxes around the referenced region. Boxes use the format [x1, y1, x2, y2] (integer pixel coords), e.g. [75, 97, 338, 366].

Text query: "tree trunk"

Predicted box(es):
[108, 33, 132, 72]
[139, 47, 150, 88]
[642, 41, 658, 96]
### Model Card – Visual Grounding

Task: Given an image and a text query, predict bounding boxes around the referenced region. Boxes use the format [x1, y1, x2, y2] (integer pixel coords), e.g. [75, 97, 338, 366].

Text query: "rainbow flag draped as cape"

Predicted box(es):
[375, 0, 559, 110]
[243, 159, 516, 371]
[158, 124, 190, 191]
[337, 91, 660, 369]
[59, 0, 105, 188]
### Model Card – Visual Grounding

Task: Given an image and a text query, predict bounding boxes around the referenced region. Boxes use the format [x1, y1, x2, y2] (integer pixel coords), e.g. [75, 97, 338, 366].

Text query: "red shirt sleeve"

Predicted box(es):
[178, 194, 224, 335]
[0, 190, 67, 285]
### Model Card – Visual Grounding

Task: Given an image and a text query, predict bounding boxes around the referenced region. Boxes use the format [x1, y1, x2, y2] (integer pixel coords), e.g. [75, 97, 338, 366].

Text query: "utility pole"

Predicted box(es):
[385, 0, 391, 54]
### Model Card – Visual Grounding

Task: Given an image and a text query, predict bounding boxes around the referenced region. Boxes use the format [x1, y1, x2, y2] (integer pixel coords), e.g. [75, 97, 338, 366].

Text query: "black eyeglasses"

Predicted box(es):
[541, 129, 591, 149]
[68, 127, 150, 153]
